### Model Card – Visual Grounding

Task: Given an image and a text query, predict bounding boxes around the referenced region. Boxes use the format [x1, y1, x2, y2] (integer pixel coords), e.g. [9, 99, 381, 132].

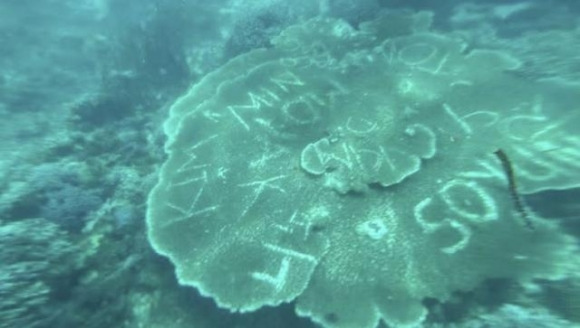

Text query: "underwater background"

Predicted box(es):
[1, 1, 579, 327]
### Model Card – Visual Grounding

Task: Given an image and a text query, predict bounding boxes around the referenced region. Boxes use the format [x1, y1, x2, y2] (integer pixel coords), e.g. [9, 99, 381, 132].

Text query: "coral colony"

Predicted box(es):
[147, 11, 580, 328]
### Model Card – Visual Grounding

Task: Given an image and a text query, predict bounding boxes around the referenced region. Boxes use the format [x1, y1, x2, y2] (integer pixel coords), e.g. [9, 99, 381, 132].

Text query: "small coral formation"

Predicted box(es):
[0, 219, 73, 328]
[2, 161, 103, 232]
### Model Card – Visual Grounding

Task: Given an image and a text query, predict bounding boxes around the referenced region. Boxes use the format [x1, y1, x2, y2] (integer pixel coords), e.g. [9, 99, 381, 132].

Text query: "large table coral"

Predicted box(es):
[147, 11, 580, 328]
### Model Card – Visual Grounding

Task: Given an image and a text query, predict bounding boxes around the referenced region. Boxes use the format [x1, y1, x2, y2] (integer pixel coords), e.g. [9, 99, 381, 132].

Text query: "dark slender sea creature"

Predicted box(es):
[494, 149, 535, 231]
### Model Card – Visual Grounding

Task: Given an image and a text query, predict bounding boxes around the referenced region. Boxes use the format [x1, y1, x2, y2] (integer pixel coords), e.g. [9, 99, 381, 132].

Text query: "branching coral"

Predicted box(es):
[0, 219, 72, 328]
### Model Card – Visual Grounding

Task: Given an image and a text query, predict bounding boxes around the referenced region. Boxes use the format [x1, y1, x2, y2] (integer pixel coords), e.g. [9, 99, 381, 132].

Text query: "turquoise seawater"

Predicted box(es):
[1, 1, 579, 327]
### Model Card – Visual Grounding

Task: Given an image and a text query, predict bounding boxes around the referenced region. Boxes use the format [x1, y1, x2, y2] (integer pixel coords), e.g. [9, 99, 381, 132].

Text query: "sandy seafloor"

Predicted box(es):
[1, 1, 580, 327]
